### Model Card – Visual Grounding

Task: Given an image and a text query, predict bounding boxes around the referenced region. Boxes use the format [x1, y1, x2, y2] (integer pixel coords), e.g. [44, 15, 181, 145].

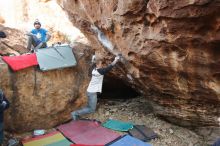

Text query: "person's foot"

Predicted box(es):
[71, 112, 78, 120]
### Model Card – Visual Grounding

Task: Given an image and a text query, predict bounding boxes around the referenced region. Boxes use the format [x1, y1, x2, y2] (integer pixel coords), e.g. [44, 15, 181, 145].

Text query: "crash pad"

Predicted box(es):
[45, 139, 72, 146]
[102, 119, 133, 132]
[57, 120, 121, 145]
[22, 131, 72, 146]
[108, 135, 152, 146]
[2, 53, 38, 71]
[70, 144, 104, 146]
[36, 45, 77, 71]
[128, 125, 158, 141]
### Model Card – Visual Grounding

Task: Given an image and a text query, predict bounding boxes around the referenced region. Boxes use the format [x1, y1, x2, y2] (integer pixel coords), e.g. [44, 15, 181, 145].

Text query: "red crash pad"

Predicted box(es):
[57, 120, 120, 145]
[2, 53, 38, 71]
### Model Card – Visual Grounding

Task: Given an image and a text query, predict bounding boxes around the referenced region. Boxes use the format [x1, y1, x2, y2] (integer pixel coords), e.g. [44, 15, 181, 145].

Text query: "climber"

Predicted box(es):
[26, 19, 51, 52]
[0, 90, 10, 146]
[71, 54, 121, 120]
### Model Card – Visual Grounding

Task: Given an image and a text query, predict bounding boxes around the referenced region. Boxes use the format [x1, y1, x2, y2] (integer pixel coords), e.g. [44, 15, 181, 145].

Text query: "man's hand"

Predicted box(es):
[45, 33, 51, 42]
[111, 55, 120, 65]
[2, 101, 7, 107]
[115, 56, 120, 61]
[92, 55, 96, 63]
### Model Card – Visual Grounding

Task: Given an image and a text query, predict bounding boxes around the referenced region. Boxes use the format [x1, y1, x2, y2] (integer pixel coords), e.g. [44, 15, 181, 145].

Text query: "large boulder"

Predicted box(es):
[0, 26, 92, 132]
[57, 0, 220, 142]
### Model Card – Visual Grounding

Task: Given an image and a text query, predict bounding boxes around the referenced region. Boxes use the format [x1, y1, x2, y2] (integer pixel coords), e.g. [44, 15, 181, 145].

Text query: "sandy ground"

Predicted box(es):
[4, 96, 206, 146]
[86, 96, 206, 146]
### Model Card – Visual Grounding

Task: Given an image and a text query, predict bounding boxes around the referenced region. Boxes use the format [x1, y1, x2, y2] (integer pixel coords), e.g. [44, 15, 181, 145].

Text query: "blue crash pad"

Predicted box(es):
[109, 135, 152, 146]
[36, 45, 77, 71]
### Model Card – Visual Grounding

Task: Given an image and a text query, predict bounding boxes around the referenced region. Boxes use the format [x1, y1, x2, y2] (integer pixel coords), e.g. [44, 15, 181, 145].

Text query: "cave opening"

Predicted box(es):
[99, 75, 140, 100]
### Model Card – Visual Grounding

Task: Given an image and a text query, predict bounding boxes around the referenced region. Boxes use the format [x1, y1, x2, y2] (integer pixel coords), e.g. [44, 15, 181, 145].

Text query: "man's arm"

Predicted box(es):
[88, 55, 96, 76]
[97, 56, 120, 75]
[45, 32, 51, 42]
[97, 64, 113, 75]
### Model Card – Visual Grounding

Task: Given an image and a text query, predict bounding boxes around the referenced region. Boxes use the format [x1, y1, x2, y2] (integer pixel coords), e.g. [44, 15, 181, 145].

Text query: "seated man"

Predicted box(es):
[27, 20, 51, 52]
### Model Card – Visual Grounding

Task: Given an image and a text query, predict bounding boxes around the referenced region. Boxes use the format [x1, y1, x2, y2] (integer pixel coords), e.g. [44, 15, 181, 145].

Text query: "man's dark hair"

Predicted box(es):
[0, 31, 6, 38]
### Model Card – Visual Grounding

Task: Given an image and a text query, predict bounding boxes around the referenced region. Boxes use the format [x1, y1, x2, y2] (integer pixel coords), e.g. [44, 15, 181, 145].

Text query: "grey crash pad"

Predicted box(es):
[36, 45, 77, 71]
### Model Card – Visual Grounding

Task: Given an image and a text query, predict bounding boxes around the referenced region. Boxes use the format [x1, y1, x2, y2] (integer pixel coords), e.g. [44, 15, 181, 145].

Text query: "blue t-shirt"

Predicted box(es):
[31, 28, 47, 43]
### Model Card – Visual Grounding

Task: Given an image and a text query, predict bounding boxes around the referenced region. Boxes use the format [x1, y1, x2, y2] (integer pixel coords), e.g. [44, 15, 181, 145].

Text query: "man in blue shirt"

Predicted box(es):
[27, 20, 51, 52]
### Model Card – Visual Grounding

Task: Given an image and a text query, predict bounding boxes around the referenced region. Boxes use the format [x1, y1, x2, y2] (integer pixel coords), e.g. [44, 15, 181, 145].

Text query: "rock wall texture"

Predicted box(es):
[57, 0, 220, 142]
[0, 26, 92, 132]
[0, 25, 26, 55]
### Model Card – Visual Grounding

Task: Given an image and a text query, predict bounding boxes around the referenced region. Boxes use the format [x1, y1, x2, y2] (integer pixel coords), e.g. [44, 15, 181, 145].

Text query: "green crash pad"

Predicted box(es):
[36, 45, 77, 71]
[45, 139, 72, 146]
[102, 119, 133, 132]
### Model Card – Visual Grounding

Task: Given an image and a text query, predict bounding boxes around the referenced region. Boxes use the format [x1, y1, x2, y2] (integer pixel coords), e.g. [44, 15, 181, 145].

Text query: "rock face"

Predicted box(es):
[58, 0, 220, 141]
[0, 25, 26, 55]
[0, 26, 92, 132]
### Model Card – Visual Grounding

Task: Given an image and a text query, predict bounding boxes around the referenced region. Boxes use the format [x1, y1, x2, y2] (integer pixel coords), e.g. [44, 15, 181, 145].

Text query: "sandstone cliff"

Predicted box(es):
[57, 0, 220, 141]
[0, 0, 219, 143]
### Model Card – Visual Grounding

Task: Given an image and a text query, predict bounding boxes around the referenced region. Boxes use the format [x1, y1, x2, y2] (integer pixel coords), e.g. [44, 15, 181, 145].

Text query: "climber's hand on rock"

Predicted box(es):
[92, 55, 96, 63]
[111, 56, 120, 65]
[115, 56, 120, 61]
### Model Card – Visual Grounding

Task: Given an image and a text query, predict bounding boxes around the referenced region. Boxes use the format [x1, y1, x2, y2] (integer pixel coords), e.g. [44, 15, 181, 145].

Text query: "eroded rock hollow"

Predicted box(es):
[57, 0, 220, 140]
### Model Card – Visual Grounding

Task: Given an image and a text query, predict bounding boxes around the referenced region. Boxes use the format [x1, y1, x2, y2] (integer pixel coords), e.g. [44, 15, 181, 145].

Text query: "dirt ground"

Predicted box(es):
[86, 96, 206, 146]
[4, 96, 206, 146]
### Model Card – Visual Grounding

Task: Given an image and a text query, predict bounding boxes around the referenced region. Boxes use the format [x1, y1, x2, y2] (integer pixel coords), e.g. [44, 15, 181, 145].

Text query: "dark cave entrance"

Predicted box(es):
[98, 75, 153, 115]
[99, 76, 140, 100]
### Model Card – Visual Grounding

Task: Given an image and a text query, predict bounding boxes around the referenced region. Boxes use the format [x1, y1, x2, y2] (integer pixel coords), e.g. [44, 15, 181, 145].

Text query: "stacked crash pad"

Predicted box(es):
[2, 45, 77, 71]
